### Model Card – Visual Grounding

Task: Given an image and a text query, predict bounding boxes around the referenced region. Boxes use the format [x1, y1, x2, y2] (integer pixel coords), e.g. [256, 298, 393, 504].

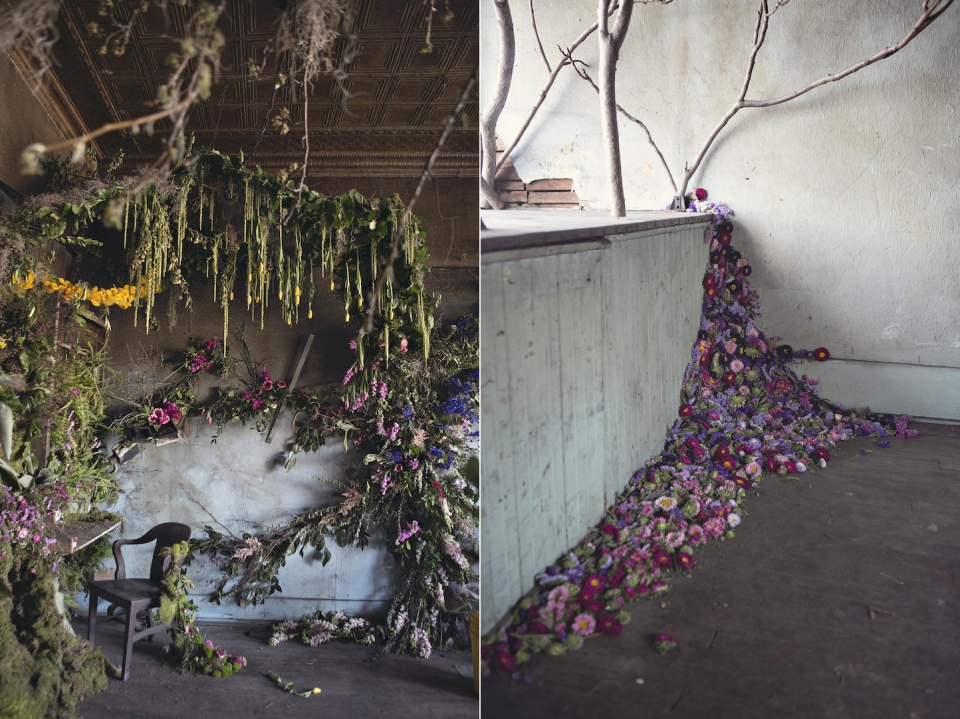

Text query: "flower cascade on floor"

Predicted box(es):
[482, 193, 917, 674]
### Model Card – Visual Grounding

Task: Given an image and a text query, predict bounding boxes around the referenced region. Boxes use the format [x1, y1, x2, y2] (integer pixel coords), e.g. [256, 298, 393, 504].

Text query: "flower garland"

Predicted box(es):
[159, 541, 246, 678]
[482, 196, 915, 674]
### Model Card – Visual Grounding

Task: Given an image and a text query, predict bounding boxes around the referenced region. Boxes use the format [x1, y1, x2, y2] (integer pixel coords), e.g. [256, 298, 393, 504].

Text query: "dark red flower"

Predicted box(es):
[702, 273, 717, 290]
[597, 614, 624, 635]
[495, 651, 516, 672]
[764, 457, 778, 473]
[581, 599, 605, 613]
[734, 475, 752, 489]
[679, 403, 694, 417]
[706, 286, 719, 299]
[528, 620, 550, 634]
[677, 552, 695, 570]
[718, 456, 737, 472]
[714, 444, 730, 458]
[812, 448, 831, 462]
[813, 347, 830, 361]
[717, 231, 733, 246]
[601, 524, 620, 542]
[654, 552, 674, 569]
[723, 371, 737, 385]
[694, 188, 708, 201]
[784, 461, 797, 474]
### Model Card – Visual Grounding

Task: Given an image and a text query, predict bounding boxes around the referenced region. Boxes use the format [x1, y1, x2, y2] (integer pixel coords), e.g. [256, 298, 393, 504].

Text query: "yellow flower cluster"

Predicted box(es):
[10, 270, 35, 290]
[40, 277, 150, 309]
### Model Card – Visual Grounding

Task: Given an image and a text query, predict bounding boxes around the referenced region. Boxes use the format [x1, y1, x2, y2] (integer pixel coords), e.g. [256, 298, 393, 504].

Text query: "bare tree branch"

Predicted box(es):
[679, 0, 955, 196]
[529, 0, 551, 72]
[571, 61, 676, 191]
[360, 71, 476, 336]
[598, 0, 634, 216]
[481, 177, 505, 210]
[744, 0, 954, 108]
[481, 0, 515, 207]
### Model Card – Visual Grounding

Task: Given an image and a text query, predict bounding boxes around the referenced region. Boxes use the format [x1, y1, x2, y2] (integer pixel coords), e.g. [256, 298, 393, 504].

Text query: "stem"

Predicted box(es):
[481, 0, 515, 202]
[573, 66, 676, 191]
[598, 0, 633, 217]
[680, 0, 955, 196]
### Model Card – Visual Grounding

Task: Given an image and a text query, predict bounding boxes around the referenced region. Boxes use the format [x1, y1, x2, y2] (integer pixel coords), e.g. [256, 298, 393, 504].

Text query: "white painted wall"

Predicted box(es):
[481, 0, 960, 414]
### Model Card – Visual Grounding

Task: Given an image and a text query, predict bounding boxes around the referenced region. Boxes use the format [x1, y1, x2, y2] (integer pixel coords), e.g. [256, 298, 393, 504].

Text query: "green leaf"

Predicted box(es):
[0, 402, 12, 460]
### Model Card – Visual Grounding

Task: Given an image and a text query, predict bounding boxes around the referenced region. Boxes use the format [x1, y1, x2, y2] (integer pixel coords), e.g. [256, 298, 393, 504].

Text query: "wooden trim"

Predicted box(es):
[4, 47, 99, 155]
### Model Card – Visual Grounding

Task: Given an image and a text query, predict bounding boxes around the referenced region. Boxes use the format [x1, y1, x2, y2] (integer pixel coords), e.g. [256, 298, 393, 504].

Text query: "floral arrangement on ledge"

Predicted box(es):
[482, 195, 916, 675]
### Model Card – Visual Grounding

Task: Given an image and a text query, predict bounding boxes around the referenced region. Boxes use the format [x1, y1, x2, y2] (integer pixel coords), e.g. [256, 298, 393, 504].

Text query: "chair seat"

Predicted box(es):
[90, 578, 163, 607]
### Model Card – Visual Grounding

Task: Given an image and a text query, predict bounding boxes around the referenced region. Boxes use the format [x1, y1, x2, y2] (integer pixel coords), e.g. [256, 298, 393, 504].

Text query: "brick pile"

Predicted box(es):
[494, 138, 580, 209]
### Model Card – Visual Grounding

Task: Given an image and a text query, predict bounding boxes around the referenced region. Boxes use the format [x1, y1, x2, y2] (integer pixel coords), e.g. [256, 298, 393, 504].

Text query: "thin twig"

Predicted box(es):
[572, 62, 676, 191]
[360, 70, 476, 336]
[529, 0, 551, 72]
[679, 0, 955, 195]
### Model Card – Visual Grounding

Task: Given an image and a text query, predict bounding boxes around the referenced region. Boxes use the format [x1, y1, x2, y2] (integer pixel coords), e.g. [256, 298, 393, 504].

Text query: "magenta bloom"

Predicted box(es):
[677, 552, 695, 570]
[597, 614, 623, 635]
[694, 188, 707, 201]
[148, 408, 169, 425]
[494, 650, 516, 671]
[654, 552, 674, 569]
[679, 403, 693, 417]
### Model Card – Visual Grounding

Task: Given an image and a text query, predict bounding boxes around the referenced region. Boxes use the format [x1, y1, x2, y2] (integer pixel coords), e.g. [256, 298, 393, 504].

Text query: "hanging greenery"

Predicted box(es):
[0, 151, 479, 660]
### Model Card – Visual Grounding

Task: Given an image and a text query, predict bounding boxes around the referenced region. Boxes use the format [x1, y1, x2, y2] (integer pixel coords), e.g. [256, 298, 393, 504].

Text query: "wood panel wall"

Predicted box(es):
[480, 220, 710, 633]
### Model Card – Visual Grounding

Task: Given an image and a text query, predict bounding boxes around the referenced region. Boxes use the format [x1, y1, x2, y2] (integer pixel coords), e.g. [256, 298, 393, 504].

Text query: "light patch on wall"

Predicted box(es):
[881, 322, 904, 341]
[641, 164, 654, 177]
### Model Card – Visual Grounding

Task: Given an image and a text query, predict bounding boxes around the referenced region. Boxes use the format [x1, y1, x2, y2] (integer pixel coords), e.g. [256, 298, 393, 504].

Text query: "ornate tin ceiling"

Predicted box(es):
[50, 0, 478, 181]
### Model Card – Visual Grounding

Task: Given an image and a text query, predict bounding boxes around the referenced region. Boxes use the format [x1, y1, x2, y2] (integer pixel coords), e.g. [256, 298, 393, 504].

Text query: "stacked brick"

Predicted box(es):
[494, 138, 580, 209]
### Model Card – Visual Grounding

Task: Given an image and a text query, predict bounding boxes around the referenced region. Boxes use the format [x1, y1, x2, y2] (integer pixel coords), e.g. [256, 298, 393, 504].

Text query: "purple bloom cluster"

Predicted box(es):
[484, 209, 913, 673]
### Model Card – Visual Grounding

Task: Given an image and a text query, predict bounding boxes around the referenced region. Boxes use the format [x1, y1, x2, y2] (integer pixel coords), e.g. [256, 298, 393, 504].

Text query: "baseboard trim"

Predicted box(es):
[805, 359, 960, 422]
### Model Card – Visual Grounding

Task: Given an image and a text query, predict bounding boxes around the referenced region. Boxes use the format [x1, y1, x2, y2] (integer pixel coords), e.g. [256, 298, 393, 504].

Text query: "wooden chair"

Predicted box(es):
[87, 522, 191, 681]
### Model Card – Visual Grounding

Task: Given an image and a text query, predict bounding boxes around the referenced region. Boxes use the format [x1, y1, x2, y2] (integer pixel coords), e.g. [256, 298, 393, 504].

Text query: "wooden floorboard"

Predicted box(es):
[480, 423, 960, 719]
[73, 619, 476, 718]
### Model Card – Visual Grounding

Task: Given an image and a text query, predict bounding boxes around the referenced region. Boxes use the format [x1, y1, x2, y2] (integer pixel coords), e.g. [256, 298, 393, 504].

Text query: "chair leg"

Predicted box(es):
[145, 610, 154, 642]
[122, 609, 135, 682]
[87, 591, 98, 647]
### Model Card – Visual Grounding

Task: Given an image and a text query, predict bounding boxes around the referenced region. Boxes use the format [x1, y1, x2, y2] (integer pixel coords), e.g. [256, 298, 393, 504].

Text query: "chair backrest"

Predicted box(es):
[147, 522, 192, 582]
[113, 522, 192, 582]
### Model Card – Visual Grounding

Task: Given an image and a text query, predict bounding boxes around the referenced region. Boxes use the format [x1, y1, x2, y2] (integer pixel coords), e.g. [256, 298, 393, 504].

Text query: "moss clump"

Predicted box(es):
[0, 547, 109, 719]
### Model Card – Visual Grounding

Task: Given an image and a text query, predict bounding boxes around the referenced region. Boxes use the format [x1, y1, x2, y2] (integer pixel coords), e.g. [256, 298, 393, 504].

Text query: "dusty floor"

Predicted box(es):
[480, 423, 960, 719]
[71, 616, 477, 718]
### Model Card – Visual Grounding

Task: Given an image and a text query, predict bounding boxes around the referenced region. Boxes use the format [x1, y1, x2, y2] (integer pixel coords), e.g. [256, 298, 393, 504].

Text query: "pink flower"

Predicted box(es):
[185, 625, 195, 635]
[204, 640, 214, 648]
[216, 649, 226, 659]
[399, 338, 408, 354]
[694, 188, 707, 201]
[571, 614, 596, 637]
[276, 381, 287, 389]
[704, 517, 725, 537]
[148, 408, 169, 425]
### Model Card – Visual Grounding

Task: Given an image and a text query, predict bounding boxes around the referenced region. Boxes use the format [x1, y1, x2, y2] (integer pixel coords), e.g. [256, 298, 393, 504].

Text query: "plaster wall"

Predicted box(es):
[481, 0, 960, 412]
[93, 206, 476, 620]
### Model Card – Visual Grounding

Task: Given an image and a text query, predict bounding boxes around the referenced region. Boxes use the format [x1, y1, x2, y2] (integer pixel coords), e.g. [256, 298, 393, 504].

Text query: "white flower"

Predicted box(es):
[795, 461, 807, 473]
[727, 513, 742, 528]
[820, 458, 827, 469]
